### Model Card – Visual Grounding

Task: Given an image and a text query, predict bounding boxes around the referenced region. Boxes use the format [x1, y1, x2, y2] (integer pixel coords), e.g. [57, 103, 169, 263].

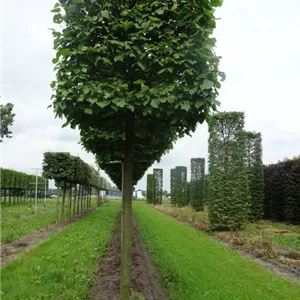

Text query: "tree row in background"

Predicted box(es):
[207, 111, 264, 230]
[0, 168, 48, 205]
[146, 169, 163, 204]
[264, 157, 300, 224]
[42, 152, 111, 221]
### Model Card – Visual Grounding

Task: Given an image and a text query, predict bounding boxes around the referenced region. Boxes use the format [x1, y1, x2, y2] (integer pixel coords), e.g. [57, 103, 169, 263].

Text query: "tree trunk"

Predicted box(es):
[73, 184, 77, 216]
[61, 182, 66, 221]
[68, 186, 72, 220]
[119, 113, 134, 300]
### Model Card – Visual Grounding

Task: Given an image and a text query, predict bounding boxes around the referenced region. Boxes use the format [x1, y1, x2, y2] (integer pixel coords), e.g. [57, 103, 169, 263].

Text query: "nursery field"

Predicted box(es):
[1, 201, 120, 300]
[156, 203, 300, 252]
[134, 202, 300, 300]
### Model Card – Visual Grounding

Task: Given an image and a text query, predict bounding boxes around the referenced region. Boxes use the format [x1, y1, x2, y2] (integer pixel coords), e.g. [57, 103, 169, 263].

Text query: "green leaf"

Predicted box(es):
[74, 0, 84, 3]
[114, 55, 124, 62]
[181, 101, 191, 111]
[171, 3, 178, 11]
[50, 81, 56, 88]
[211, 99, 221, 106]
[202, 79, 214, 90]
[150, 99, 159, 108]
[134, 79, 144, 85]
[82, 67, 87, 73]
[155, 8, 165, 15]
[137, 61, 146, 71]
[84, 108, 93, 114]
[195, 100, 204, 109]
[157, 69, 166, 75]
[127, 104, 134, 112]
[149, 16, 160, 22]
[211, 0, 223, 7]
[115, 99, 126, 107]
[189, 87, 197, 95]
[83, 87, 89, 94]
[101, 10, 109, 19]
[52, 57, 59, 64]
[96, 100, 110, 108]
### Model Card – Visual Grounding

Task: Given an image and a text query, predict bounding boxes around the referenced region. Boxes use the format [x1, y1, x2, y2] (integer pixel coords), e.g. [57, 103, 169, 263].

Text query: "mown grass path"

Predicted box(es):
[134, 202, 300, 300]
[1, 201, 120, 300]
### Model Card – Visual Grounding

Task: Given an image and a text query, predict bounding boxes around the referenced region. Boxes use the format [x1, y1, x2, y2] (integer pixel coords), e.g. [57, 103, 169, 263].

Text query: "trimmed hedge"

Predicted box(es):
[208, 112, 250, 230]
[0, 168, 47, 205]
[173, 166, 187, 207]
[146, 174, 154, 204]
[245, 132, 264, 221]
[264, 157, 300, 224]
[170, 168, 176, 205]
[153, 168, 163, 205]
[190, 158, 205, 211]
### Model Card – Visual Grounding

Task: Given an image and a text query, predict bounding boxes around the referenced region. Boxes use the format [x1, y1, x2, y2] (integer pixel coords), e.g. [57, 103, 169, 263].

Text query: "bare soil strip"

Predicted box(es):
[1, 213, 90, 267]
[90, 217, 168, 300]
[153, 206, 300, 283]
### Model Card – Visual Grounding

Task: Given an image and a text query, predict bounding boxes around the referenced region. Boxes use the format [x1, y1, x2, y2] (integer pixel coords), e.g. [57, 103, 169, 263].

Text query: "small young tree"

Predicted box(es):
[245, 132, 264, 221]
[208, 112, 250, 230]
[153, 168, 163, 204]
[190, 158, 205, 211]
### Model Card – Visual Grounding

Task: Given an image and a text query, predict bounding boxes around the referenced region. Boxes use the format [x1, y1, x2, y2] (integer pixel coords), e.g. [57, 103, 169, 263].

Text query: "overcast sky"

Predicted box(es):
[1, 0, 300, 191]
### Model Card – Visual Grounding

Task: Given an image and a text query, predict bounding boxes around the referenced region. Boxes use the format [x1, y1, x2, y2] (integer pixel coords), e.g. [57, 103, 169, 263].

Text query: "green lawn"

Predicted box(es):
[158, 203, 300, 251]
[1, 198, 106, 244]
[1, 200, 120, 300]
[134, 202, 300, 300]
[1, 213, 57, 244]
[1, 200, 57, 222]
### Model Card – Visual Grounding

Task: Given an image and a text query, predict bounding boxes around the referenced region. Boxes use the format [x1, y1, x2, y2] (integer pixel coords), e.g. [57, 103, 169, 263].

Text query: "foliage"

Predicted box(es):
[42, 152, 109, 189]
[264, 157, 300, 224]
[208, 112, 250, 230]
[173, 166, 187, 207]
[50, 0, 224, 186]
[146, 174, 154, 204]
[0, 168, 46, 190]
[134, 202, 300, 300]
[0, 103, 15, 141]
[245, 131, 264, 221]
[153, 168, 163, 204]
[190, 158, 205, 211]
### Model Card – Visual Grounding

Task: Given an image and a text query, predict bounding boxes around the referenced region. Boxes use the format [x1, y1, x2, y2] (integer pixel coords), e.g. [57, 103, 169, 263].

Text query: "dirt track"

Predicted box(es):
[90, 217, 168, 300]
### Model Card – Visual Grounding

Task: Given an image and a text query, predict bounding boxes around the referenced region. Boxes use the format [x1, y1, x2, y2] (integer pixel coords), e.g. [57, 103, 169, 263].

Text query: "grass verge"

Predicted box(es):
[134, 202, 300, 300]
[1, 200, 120, 300]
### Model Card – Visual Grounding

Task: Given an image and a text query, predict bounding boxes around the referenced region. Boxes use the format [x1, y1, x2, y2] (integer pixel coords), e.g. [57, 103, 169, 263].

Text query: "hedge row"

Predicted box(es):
[1, 168, 46, 190]
[264, 157, 300, 224]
